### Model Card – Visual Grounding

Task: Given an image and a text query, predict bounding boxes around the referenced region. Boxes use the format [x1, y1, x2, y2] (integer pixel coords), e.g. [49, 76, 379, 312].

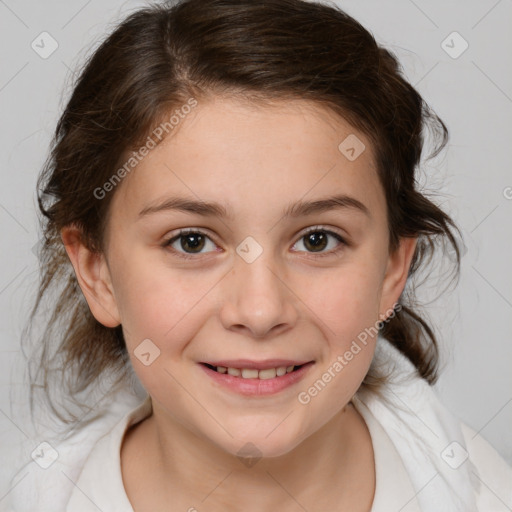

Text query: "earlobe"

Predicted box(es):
[379, 237, 417, 319]
[60, 225, 121, 328]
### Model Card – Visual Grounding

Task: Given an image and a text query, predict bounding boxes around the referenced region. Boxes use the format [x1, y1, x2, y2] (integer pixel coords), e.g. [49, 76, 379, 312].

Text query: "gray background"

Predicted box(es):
[1, 0, 511, 502]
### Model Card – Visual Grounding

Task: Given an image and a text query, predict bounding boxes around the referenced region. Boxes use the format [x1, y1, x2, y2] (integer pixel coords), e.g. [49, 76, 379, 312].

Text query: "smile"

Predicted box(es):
[203, 363, 303, 380]
[198, 360, 315, 396]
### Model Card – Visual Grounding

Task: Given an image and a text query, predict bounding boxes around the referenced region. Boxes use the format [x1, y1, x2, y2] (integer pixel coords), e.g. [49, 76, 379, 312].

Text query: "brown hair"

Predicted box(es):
[25, 0, 461, 424]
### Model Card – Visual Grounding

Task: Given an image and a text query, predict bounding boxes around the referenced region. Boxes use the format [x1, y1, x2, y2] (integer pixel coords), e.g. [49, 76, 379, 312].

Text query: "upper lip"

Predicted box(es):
[201, 359, 313, 370]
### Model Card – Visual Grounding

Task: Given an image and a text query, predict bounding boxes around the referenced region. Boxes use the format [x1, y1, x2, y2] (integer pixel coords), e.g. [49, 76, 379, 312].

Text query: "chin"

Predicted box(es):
[213, 421, 308, 461]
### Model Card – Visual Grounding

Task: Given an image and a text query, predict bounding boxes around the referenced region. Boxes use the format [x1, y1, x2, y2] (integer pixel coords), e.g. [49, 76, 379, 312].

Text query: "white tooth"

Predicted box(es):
[221, 366, 296, 379]
[259, 368, 277, 380]
[241, 368, 259, 379]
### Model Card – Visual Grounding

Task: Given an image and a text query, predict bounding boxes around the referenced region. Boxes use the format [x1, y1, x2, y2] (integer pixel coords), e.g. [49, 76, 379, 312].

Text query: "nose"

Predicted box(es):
[220, 248, 299, 339]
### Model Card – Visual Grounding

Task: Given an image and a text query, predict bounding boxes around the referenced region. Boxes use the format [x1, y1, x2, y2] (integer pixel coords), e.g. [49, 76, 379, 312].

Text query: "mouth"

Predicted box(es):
[198, 359, 314, 396]
[200, 362, 309, 380]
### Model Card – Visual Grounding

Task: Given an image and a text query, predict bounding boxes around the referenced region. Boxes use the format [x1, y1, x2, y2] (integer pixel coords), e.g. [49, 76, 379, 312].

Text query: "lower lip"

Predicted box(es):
[199, 362, 314, 396]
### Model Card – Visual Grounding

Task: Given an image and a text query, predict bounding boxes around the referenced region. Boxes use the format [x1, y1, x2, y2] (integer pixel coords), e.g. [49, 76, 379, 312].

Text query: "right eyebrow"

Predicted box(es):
[138, 196, 232, 220]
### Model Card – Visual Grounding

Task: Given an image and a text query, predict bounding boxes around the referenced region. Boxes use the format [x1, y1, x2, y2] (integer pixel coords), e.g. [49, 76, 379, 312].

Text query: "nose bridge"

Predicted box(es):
[221, 235, 296, 337]
[235, 236, 284, 308]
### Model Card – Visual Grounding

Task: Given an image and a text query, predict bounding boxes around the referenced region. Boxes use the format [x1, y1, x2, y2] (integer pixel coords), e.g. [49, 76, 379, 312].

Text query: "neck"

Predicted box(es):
[143, 400, 375, 512]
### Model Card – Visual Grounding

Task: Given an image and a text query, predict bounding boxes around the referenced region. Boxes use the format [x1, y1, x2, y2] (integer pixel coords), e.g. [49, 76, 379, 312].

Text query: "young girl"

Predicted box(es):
[5, 0, 512, 511]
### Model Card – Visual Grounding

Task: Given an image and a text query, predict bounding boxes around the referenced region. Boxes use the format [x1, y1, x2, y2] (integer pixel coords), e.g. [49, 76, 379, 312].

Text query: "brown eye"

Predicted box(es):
[163, 229, 217, 259]
[179, 233, 206, 253]
[292, 227, 347, 257]
[303, 231, 328, 252]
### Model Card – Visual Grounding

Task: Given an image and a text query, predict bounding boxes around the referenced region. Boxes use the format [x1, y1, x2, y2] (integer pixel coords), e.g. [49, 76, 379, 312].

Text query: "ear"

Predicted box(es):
[379, 236, 417, 319]
[61, 225, 121, 328]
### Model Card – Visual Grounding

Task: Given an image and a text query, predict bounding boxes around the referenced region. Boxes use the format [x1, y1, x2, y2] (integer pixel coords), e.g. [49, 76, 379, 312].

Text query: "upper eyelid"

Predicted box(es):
[301, 225, 345, 237]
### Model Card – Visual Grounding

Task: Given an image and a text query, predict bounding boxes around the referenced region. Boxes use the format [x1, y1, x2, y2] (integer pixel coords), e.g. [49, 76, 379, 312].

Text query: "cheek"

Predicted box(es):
[112, 255, 223, 366]
[294, 267, 382, 420]
[116, 270, 205, 397]
[303, 262, 384, 339]
[118, 275, 201, 345]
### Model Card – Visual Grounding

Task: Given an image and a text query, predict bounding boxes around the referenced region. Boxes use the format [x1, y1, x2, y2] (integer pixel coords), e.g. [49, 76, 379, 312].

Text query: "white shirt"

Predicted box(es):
[62, 393, 422, 512]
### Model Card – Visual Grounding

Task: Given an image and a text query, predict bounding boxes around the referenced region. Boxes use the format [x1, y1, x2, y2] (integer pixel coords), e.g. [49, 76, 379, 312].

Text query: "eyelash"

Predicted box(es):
[161, 226, 348, 261]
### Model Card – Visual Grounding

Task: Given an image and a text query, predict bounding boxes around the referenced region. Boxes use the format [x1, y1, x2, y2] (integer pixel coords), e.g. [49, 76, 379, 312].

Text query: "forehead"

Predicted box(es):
[109, 96, 384, 225]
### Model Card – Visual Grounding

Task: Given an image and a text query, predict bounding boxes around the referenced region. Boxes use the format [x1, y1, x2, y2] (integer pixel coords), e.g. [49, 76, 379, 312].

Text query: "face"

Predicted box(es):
[66, 96, 414, 458]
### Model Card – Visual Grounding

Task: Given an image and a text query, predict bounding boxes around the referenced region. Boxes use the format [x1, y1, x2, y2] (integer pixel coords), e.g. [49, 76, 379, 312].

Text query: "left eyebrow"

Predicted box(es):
[137, 193, 371, 220]
[282, 194, 371, 219]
